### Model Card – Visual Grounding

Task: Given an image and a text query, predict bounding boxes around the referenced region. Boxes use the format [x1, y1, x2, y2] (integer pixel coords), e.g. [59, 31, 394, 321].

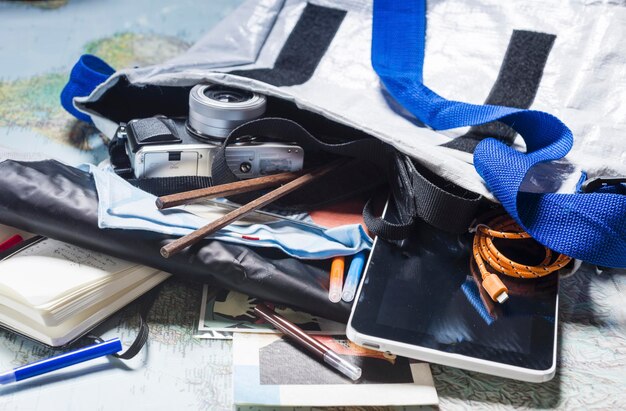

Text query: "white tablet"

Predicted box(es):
[347, 200, 558, 383]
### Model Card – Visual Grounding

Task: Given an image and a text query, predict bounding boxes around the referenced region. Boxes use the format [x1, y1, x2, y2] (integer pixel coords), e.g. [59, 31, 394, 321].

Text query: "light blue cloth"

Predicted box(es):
[87, 165, 372, 259]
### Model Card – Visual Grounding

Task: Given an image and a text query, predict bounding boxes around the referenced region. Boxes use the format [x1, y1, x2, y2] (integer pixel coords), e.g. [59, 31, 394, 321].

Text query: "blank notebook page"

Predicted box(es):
[0, 239, 137, 307]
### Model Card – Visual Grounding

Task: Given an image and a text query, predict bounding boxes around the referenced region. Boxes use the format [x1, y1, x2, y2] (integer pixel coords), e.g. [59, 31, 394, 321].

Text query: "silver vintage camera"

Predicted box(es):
[116, 84, 304, 179]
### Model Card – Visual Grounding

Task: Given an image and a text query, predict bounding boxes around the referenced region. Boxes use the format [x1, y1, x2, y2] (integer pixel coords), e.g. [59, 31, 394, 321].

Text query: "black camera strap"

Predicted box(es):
[211, 117, 481, 235]
[110, 116, 481, 237]
[108, 133, 133, 179]
[210, 117, 389, 210]
[129, 176, 213, 197]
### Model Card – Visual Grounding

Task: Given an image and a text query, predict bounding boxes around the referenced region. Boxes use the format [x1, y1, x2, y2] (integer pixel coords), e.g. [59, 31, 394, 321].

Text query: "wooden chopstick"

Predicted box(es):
[160, 160, 345, 258]
[155, 170, 304, 209]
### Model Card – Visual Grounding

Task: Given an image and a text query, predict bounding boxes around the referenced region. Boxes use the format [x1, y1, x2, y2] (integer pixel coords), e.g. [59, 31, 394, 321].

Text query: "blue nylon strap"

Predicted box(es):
[372, 0, 626, 267]
[60, 54, 115, 123]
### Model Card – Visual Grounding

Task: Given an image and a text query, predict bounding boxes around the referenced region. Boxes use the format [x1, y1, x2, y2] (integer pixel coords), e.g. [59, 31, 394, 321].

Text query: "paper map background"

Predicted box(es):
[0, 0, 625, 410]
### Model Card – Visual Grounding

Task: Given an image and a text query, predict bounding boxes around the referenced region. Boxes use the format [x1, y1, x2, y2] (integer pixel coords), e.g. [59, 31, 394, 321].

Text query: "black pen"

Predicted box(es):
[253, 303, 362, 381]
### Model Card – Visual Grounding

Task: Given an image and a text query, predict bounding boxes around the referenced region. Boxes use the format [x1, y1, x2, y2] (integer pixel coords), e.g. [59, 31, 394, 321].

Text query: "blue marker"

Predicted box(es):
[0, 338, 122, 385]
[341, 251, 367, 303]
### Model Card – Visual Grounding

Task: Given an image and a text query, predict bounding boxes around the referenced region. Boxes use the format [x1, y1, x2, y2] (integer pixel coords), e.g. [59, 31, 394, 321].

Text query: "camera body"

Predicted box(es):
[114, 84, 304, 179]
[120, 117, 215, 179]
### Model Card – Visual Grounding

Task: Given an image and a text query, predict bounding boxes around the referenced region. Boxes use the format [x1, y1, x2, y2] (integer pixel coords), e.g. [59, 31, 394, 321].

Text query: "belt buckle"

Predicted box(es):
[581, 176, 626, 193]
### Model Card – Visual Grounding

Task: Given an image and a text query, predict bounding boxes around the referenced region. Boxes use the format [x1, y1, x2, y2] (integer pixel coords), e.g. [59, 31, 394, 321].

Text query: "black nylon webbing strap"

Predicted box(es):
[442, 30, 556, 153]
[128, 176, 212, 197]
[363, 152, 482, 237]
[362, 153, 417, 240]
[409, 160, 481, 232]
[211, 117, 389, 209]
[363, 197, 414, 240]
[108, 133, 133, 178]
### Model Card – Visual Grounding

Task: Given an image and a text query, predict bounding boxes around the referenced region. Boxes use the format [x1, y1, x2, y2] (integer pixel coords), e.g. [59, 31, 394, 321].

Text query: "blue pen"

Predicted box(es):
[0, 338, 122, 385]
[341, 251, 367, 303]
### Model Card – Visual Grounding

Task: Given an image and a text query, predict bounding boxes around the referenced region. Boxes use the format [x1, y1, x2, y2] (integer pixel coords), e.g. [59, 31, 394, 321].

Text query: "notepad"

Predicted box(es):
[0, 238, 170, 346]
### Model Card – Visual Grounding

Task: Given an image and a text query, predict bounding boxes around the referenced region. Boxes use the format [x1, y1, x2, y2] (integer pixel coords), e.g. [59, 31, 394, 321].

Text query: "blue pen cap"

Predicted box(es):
[0, 370, 16, 385]
[341, 251, 367, 302]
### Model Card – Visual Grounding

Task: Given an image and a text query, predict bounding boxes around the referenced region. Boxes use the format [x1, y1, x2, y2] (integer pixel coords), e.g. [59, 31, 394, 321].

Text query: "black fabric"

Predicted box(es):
[362, 153, 417, 240]
[405, 158, 482, 233]
[0, 159, 351, 322]
[363, 152, 483, 238]
[108, 132, 132, 176]
[363, 197, 414, 241]
[230, 4, 346, 87]
[83, 77, 192, 124]
[128, 176, 212, 197]
[263, 96, 381, 146]
[211, 117, 390, 210]
[442, 30, 556, 153]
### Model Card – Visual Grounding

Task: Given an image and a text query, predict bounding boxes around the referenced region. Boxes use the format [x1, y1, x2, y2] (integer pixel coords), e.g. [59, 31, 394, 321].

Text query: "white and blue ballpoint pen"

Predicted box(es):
[0, 338, 122, 385]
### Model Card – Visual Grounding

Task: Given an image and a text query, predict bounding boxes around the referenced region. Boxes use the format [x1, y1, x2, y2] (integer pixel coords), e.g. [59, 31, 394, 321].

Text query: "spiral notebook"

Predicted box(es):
[0, 236, 169, 346]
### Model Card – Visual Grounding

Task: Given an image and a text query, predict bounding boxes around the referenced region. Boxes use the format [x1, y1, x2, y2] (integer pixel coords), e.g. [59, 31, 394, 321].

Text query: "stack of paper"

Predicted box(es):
[0, 238, 169, 346]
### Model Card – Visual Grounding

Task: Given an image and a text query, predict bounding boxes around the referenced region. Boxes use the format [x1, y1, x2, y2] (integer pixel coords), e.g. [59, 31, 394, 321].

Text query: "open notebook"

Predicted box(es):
[0, 237, 170, 346]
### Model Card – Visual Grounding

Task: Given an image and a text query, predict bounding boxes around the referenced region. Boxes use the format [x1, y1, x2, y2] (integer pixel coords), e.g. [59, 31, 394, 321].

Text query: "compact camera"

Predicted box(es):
[115, 84, 304, 179]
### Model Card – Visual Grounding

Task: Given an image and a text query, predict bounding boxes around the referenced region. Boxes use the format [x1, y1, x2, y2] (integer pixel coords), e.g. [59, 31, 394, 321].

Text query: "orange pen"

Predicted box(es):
[328, 256, 345, 303]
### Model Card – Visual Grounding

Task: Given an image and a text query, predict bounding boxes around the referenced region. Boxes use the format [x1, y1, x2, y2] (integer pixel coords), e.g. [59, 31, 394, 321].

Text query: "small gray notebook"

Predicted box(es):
[232, 333, 438, 407]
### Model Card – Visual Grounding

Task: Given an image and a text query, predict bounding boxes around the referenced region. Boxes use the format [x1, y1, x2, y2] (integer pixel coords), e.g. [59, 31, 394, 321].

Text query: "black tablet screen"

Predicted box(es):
[350, 200, 557, 370]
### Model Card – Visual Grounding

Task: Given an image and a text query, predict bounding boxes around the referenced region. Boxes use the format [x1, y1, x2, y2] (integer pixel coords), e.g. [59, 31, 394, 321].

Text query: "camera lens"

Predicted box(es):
[203, 86, 253, 104]
[187, 84, 266, 141]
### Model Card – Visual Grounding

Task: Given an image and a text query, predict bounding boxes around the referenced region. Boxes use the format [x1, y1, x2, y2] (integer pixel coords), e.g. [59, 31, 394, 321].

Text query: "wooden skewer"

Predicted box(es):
[160, 160, 345, 258]
[155, 170, 304, 209]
